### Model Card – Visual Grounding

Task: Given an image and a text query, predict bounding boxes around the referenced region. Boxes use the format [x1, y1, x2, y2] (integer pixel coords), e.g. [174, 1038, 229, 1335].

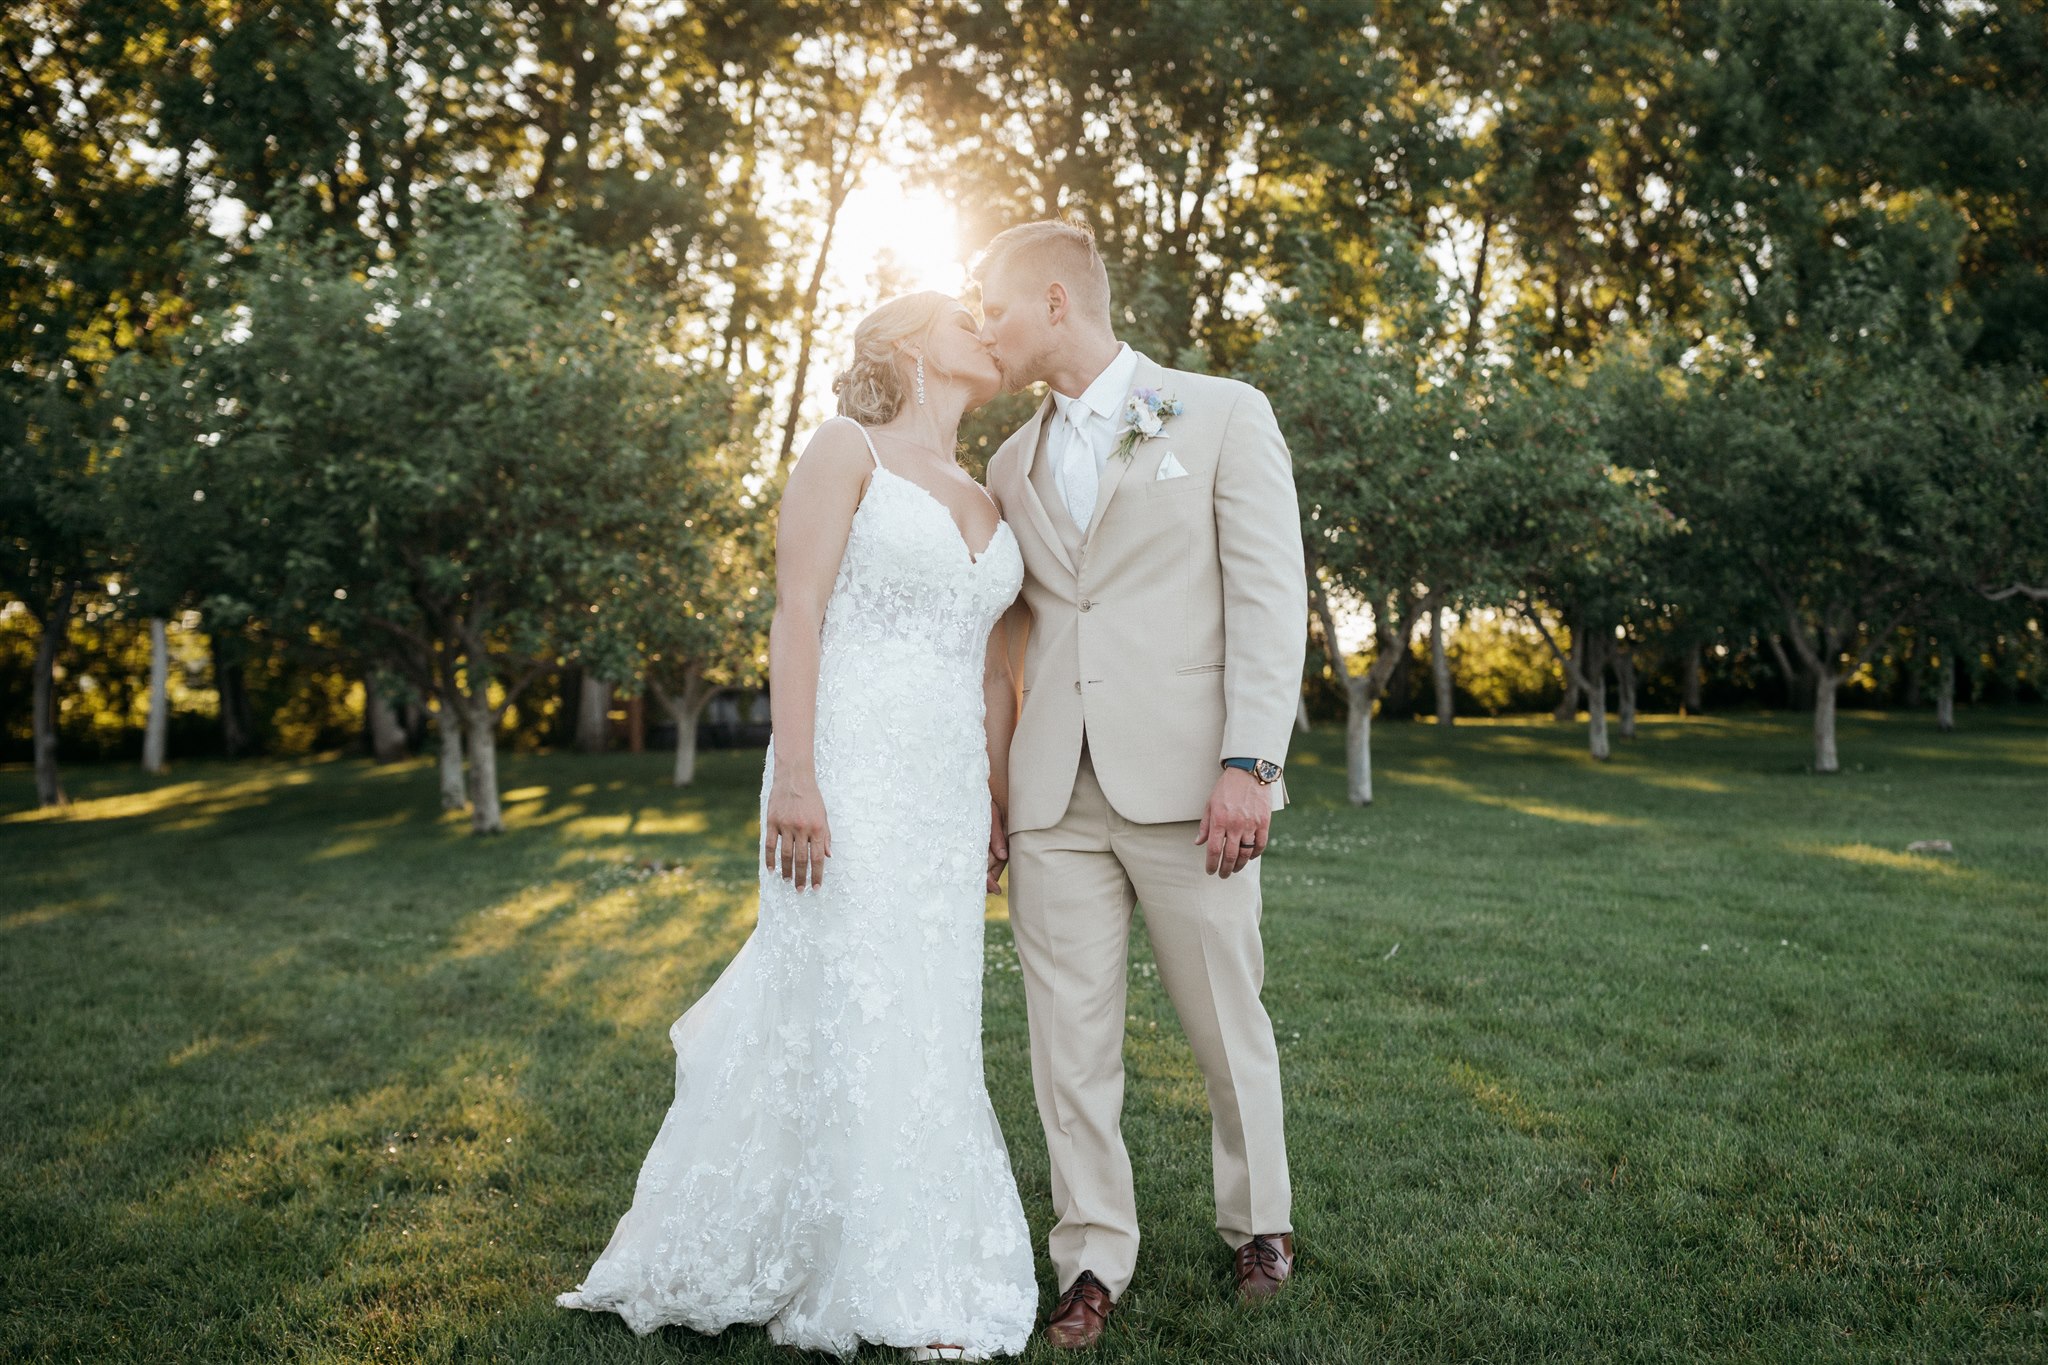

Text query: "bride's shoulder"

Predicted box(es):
[793, 417, 877, 475]
[782, 418, 882, 523]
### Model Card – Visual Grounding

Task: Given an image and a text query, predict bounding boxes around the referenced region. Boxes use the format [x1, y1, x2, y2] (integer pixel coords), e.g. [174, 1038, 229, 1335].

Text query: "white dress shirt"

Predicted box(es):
[1048, 343, 1137, 531]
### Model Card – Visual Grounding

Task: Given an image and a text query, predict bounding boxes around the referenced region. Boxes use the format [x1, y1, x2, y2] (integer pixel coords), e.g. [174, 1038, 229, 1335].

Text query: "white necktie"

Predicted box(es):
[1059, 404, 1098, 530]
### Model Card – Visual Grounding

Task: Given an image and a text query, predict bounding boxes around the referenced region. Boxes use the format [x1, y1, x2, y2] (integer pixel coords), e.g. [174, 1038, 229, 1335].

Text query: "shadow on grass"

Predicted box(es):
[0, 747, 802, 1361]
[4, 715, 2046, 1362]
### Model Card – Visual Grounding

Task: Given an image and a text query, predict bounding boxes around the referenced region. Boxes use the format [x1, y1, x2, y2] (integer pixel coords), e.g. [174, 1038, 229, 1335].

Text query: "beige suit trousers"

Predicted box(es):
[1007, 742, 1292, 1299]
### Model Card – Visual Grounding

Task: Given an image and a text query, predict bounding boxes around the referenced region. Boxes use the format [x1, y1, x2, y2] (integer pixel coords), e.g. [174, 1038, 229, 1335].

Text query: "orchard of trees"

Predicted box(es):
[5, 0, 2045, 826]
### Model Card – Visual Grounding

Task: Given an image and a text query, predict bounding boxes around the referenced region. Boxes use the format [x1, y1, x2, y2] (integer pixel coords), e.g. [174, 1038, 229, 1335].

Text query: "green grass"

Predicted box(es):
[4, 710, 2045, 1363]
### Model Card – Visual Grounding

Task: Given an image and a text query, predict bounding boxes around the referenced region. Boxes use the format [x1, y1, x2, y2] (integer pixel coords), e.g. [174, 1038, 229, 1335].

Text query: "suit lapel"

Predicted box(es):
[1011, 393, 1074, 576]
[1082, 351, 1165, 541]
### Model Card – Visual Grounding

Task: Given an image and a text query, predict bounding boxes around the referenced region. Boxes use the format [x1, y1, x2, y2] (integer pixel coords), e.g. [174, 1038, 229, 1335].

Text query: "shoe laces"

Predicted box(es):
[1236, 1235, 1284, 1277]
[1056, 1270, 1105, 1313]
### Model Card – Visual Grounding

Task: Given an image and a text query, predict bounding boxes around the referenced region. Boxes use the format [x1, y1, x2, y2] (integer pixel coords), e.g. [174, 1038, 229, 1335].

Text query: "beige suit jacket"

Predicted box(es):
[989, 351, 1309, 833]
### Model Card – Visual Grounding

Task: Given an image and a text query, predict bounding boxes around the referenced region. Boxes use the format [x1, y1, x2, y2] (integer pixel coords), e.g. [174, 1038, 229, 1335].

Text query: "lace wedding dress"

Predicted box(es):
[556, 418, 1037, 1358]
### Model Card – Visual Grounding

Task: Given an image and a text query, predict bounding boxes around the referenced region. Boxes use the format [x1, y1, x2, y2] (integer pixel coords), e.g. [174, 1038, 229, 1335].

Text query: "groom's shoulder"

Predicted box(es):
[1155, 363, 1274, 421]
[986, 408, 1038, 478]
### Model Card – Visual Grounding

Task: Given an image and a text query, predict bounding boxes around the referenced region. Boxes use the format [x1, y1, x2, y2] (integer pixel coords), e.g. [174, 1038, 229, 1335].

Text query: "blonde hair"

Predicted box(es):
[833, 291, 953, 424]
[970, 217, 1111, 322]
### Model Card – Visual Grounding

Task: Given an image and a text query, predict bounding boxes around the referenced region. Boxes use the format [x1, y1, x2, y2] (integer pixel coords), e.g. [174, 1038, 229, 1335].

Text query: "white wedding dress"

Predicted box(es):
[556, 418, 1037, 1358]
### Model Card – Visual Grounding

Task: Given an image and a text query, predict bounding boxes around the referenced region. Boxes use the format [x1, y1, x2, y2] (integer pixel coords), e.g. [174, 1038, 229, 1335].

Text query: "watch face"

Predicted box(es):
[1255, 759, 1281, 784]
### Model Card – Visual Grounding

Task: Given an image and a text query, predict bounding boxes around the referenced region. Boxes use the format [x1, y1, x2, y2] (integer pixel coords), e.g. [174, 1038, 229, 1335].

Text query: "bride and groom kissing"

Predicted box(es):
[556, 218, 1310, 1358]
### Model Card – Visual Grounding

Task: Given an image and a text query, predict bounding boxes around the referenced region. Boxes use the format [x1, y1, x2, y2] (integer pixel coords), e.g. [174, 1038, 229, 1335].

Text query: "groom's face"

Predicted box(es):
[976, 266, 1058, 394]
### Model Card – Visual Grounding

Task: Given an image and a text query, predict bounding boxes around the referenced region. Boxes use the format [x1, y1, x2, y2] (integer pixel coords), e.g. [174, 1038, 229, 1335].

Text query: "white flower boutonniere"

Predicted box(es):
[1111, 387, 1184, 462]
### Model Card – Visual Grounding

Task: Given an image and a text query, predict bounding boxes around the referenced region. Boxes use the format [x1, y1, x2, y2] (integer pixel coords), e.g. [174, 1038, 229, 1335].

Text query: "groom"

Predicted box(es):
[975, 219, 1309, 1349]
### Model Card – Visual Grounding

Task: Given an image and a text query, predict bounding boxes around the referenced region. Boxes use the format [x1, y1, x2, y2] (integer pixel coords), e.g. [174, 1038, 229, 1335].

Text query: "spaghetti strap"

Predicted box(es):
[832, 414, 884, 470]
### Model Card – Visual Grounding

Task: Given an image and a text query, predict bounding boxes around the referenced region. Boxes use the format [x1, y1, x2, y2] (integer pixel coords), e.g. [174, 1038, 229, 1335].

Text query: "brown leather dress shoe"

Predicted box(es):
[1233, 1231, 1295, 1302]
[1045, 1269, 1115, 1349]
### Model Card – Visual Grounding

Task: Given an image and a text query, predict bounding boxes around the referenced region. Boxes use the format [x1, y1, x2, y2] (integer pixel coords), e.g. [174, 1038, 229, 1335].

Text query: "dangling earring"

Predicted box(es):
[915, 353, 927, 405]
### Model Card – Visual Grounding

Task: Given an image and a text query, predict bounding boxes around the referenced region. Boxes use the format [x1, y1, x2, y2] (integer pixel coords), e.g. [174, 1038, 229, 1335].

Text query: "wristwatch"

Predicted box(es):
[1222, 757, 1282, 785]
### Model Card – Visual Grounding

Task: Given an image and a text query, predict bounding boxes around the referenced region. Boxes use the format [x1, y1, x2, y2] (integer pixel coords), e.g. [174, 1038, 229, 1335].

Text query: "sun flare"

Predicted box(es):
[826, 169, 967, 302]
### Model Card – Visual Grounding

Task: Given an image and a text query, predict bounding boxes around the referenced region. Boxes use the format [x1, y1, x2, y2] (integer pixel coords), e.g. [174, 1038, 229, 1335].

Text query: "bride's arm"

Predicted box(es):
[763, 421, 871, 889]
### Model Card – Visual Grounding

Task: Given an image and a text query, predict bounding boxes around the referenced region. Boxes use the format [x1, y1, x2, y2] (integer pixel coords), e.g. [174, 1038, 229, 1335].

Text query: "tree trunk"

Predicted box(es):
[461, 700, 505, 834]
[1766, 633, 1805, 710]
[434, 696, 467, 810]
[1553, 629, 1584, 721]
[672, 710, 701, 787]
[143, 617, 171, 775]
[1585, 634, 1611, 761]
[1902, 636, 1923, 708]
[210, 632, 252, 757]
[366, 675, 408, 763]
[1935, 646, 1956, 733]
[32, 582, 76, 807]
[402, 697, 428, 748]
[576, 674, 612, 753]
[1304, 545, 1418, 808]
[1430, 605, 1454, 728]
[1812, 666, 1841, 773]
[654, 672, 722, 787]
[775, 144, 862, 469]
[626, 688, 646, 754]
[1615, 644, 1637, 742]
[1344, 677, 1373, 805]
[1681, 642, 1703, 716]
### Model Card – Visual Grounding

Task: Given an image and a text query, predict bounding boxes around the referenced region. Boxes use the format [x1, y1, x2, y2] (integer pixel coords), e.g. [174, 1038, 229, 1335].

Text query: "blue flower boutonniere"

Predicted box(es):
[1111, 387, 1184, 462]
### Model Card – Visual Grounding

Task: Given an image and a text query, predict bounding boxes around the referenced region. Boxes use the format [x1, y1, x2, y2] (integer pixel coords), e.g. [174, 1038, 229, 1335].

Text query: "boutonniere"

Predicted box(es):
[1111, 387, 1184, 461]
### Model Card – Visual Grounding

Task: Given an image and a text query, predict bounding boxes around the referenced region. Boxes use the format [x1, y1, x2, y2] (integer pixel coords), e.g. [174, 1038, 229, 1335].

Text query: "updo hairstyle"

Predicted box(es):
[832, 291, 954, 425]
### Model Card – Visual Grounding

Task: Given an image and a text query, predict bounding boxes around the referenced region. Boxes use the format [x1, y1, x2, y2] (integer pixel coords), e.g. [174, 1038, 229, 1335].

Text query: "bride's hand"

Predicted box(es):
[764, 782, 832, 890]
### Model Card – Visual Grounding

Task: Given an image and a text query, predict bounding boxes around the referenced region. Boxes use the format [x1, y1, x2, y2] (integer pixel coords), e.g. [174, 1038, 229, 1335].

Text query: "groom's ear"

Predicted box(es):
[1045, 281, 1071, 326]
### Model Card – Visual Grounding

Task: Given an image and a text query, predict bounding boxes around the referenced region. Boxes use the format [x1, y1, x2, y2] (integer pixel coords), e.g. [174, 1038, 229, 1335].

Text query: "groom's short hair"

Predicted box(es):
[972, 218, 1112, 324]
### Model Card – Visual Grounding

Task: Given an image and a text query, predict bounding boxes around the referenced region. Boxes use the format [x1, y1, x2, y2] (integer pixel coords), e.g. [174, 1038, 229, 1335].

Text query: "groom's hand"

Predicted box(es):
[987, 797, 1010, 893]
[1197, 767, 1270, 878]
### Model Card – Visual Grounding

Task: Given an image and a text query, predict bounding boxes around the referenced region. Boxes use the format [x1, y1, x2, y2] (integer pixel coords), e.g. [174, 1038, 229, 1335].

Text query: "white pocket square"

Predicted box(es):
[1155, 452, 1189, 481]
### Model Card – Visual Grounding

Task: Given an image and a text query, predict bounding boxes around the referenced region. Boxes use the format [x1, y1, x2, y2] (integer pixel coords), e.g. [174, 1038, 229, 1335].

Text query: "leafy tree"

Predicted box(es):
[116, 198, 740, 830]
[0, 375, 107, 805]
[1659, 272, 2043, 771]
[1250, 229, 1634, 800]
[574, 384, 771, 788]
[2, 0, 200, 804]
[914, 0, 1405, 365]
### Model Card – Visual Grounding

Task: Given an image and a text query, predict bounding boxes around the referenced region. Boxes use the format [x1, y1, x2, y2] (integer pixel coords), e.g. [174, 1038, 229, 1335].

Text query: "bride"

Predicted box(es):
[555, 292, 1038, 1360]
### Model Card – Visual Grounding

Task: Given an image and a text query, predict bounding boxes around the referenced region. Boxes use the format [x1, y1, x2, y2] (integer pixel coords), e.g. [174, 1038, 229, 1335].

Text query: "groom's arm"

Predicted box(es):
[1213, 385, 1309, 768]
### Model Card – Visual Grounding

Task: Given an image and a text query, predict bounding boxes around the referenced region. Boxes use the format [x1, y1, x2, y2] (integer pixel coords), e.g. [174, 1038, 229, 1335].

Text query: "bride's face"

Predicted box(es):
[921, 303, 1003, 409]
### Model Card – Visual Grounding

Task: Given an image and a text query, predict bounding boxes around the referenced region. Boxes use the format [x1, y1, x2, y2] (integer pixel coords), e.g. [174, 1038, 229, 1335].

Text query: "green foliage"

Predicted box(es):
[101, 197, 749, 819]
[1662, 273, 2043, 677]
[9, 0, 2048, 772]
[0, 371, 108, 630]
[1249, 227, 1656, 702]
[1444, 612, 1569, 717]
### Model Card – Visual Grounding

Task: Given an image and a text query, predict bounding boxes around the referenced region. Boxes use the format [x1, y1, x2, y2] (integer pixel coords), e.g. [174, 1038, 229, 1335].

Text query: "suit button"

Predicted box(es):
[1074, 681, 1082, 693]
[1079, 598, 1092, 612]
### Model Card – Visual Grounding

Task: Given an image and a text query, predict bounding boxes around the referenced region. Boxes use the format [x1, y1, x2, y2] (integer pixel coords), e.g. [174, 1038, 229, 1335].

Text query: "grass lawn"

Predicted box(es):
[3, 710, 2045, 1363]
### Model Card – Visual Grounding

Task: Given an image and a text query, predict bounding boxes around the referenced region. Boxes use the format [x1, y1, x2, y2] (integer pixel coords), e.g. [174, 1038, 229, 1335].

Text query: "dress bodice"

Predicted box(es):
[820, 461, 1023, 678]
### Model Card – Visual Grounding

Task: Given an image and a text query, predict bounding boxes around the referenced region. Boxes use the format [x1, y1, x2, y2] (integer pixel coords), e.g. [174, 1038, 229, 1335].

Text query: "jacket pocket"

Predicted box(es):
[1175, 662, 1225, 676]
